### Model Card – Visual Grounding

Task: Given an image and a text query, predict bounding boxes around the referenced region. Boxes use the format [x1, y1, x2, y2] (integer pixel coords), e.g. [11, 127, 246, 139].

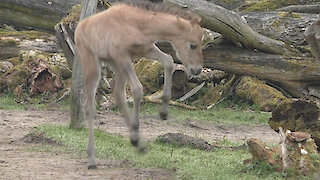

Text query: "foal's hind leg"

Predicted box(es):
[113, 58, 144, 149]
[77, 47, 101, 169]
[145, 45, 174, 120]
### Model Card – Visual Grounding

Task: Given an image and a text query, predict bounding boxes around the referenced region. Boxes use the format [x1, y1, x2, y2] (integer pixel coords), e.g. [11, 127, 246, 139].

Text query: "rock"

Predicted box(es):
[157, 133, 214, 151]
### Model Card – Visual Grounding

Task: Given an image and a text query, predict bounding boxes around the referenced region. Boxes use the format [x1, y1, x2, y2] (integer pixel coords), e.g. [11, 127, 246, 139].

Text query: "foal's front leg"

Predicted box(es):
[146, 45, 174, 120]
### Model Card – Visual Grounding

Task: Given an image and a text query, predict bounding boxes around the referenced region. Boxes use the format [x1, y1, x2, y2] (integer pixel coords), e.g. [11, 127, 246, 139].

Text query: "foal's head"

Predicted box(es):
[173, 18, 203, 76]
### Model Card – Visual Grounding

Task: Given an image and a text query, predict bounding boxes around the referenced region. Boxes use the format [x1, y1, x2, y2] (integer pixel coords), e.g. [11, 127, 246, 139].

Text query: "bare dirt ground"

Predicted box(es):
[0, 109, 279, 179]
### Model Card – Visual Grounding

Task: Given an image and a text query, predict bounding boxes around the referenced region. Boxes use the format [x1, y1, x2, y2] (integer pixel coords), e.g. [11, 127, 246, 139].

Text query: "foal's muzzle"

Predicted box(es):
[190, 67, 202, 75]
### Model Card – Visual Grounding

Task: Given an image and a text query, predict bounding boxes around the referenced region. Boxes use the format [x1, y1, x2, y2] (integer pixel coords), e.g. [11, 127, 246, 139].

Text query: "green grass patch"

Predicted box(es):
[0, 94, 29, 110]
[138, 102, 271, 126]
[1, 93, 270, 126]
[34, 124, 287, 179]
[0, 93, 70, 110]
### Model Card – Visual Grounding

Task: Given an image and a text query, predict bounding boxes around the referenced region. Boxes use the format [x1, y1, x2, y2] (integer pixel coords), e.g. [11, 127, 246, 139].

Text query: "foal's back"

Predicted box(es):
[75, 4, 163, 60]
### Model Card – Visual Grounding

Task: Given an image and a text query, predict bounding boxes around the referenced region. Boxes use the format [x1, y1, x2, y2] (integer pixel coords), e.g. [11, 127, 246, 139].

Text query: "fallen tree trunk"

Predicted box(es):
[243, 12, 320, 49]
[51, 0, 320, 102]
[163, 0, 286, 54]
[277, 4, 320, 14]
[0, 0, 81, 31]
[203, 44, 320, 98]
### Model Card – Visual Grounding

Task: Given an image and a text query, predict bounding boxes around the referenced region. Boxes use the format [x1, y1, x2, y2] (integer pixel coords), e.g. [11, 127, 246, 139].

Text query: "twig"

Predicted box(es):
[178, 81, 205, 102]
[56, 88, 71, 102]
[144, 95, 198, 110]
[279, 127, 289, 170]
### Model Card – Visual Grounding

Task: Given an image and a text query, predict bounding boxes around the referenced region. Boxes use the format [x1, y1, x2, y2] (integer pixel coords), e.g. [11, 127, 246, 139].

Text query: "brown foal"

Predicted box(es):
[74, 1, 203, 169]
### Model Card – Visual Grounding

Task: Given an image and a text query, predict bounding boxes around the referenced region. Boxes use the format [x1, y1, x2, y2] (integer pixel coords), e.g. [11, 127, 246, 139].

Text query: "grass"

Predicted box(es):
[139, 101, 271, 126]
[0, 94, 271, 125]
[33, 124, 287, 180]
[2, 94, 312, 179]
[0, 93, 70, 110]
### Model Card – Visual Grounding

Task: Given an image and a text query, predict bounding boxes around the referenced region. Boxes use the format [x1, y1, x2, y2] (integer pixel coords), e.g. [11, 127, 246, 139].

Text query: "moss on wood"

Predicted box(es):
[277, 11, 301, 18]
[235, 76, 291, 111]
[134, 58, 164, 94]
[193, 75, 236, 107]
[269, 100, 320, 148]
[61, 4, 82, 24]
[0, 50, 67, 95]
[0, 29, 53, 41]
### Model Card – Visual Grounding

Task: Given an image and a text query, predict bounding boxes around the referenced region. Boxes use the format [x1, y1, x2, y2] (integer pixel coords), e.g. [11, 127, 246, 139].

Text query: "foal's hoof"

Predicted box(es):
[137, 144, 146, 154]
[130, 138, 139, 147]
[159, 112, 168, 120]
[88, 164, 98, 169]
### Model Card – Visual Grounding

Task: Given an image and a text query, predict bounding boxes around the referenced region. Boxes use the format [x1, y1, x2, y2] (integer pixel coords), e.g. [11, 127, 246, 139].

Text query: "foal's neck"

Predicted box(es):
[144, 13, 191, 42]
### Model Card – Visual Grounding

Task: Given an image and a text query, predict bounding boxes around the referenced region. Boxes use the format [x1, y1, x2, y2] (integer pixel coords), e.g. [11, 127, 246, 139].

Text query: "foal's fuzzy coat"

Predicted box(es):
[75, 1, 203, 169]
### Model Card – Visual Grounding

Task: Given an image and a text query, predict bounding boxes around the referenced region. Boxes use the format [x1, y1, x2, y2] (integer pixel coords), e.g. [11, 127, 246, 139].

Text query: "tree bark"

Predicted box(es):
[70, 0, 98, 129]
[54, 23, 76, 67]
[162, 0, 286, 54]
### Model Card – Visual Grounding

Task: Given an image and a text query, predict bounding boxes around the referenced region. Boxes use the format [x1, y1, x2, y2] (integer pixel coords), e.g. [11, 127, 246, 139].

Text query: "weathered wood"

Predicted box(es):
[203, 45, 320, 98]
[0, 0, 81, 31]
[277, 4, 320, 14]
[178, 82, 205, 102]
[305, 19, 320, 62]
[54, 23, 75, 67]
[163, 0, 286, 54]
[0, 32, 60, 60]
[243, 12, 320, 49]
[70, 0, 98, 129]
[247, 138, 279, 166]
[269, 100, 320, 149]
[278, 127, 319, 175]
[144, 91, 198, 110]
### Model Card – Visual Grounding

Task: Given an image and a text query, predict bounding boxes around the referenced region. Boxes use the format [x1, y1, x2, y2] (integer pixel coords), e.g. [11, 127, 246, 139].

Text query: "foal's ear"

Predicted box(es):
[191, 16, 201, 25]
[176, 16, 189, 31]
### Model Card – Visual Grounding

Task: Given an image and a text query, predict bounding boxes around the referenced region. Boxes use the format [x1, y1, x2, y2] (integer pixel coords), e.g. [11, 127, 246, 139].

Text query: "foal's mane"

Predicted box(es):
[119, 0, 201, 24]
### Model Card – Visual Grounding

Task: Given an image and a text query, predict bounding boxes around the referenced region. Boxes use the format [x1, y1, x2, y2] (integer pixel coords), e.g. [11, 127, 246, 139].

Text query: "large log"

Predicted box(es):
[277, 4, 320, 14]
[203, 44, 320, 98]
[243, 12, 320, 49]
[163, 0, 286, 54]
[0, 0, 81, 31]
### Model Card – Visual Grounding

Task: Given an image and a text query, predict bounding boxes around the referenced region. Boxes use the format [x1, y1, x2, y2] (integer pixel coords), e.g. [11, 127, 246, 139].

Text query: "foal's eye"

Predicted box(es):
[190, 44, 198, 50]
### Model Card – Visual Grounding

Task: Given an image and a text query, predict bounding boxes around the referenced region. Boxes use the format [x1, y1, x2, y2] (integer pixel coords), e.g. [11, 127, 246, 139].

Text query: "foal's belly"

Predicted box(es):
[128, 43, 152, 58]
